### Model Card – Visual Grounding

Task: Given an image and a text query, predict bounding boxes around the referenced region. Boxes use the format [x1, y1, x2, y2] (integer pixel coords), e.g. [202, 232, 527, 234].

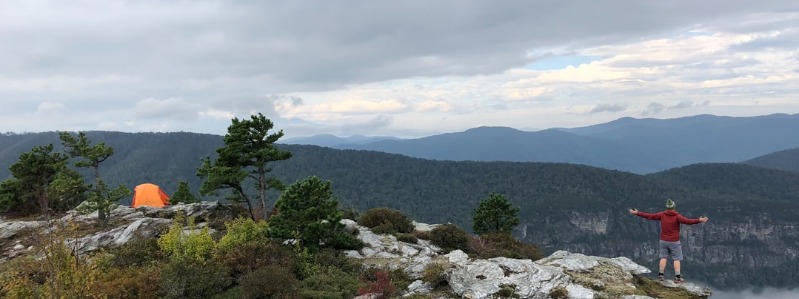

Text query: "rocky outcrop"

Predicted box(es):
[0, 202, 240, 261]
[344, 220, 712, 299]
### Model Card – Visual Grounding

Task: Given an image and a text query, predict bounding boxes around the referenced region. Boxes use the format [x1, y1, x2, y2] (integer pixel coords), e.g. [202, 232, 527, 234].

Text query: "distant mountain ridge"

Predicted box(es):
[283, 113, 799, 173]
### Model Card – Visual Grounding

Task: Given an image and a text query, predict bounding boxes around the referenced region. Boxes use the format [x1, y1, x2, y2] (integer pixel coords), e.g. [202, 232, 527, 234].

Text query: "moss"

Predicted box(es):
[548, 286, 569, 299]
[634, 275, 707, 299]
[494, 283, 520, 298]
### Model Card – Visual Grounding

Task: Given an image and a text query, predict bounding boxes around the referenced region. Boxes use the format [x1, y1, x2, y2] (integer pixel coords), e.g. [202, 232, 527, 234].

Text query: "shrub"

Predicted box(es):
[313, 249, 363, 274]
[158, 213, 216, 262]
[358, 270, 396, 299]
[429, 224, 470, 252]
[238, 265, 298, 299]
[159, 258, 232, 299]
[92, 265, 162, 299]
[396, 233, 418, 244]
[217, 241, 295, 277]
[216, 217, 269, 253]
[420, 263, 448, 288]
[413, 230, 431, 240]
[109, 237, 163, 267]
[340, 206, 359, 220]
[469, 233, 543, 260]
[298, 266, 362, 299]
[358, 208, 415, 234]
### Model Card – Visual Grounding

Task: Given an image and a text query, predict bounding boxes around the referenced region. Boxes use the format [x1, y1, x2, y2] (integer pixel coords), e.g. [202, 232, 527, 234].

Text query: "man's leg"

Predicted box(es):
[659, 258, 667, 273]
[674, 260, 681, 276]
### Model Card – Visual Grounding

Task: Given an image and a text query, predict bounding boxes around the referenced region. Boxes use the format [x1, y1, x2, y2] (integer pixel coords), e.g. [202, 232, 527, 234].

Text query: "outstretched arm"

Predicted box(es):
[678, 214, 708, 224]
[629, 209, 661, 220]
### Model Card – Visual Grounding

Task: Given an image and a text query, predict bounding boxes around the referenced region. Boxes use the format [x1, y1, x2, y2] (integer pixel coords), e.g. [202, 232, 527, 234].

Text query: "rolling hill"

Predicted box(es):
[284, 113, 799, 173]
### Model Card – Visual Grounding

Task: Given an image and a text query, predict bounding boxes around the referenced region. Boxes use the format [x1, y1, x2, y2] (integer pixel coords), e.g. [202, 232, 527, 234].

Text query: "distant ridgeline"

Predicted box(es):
[2, 131, 799, 289]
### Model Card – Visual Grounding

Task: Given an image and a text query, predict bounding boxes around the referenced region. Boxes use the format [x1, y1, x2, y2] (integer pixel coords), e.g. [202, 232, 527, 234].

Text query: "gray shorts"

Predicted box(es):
[659, 240, 683, 260]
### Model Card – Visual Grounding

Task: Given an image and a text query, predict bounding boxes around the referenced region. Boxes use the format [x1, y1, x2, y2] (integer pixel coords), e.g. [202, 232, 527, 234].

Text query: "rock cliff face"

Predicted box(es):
[342, 220, 712, 299]
[518, 211, 799, 287]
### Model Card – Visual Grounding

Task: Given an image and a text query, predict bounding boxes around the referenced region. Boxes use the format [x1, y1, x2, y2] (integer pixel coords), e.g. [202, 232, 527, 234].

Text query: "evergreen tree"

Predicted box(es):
[170, 180, 198, 204]
[197, 113, 291, 220]
[268, 176, 355, 250]
[473, 193, 520, 235]
[59, 132, 131, 226]
[0, 144, 86, 215]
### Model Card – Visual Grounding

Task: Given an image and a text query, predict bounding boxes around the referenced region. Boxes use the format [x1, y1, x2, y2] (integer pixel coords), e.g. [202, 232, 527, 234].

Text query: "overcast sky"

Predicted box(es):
[2, 1, 798, 138]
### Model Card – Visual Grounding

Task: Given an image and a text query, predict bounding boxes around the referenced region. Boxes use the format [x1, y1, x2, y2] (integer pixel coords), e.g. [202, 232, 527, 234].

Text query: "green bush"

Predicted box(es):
[158, 213, 216, 262]
[313, 249, 363, 274]
[420, 263, 448, 288]
[340, 206, 360, 220]
[216, 217, 269, 253]
[109, 237, 163, 267]
[413, 230, 431, 240]
[429, 224, 470, 252]
[298, 266, 362, 299]
[358, 208, 415, 234]
[238, 265, 298, 299]
[216, 241, 295, 278]
[469, 233, 543, 260]
[159, 259, 232, 299]
[396, 233, 418, 244]
[92, 265, 162, 299]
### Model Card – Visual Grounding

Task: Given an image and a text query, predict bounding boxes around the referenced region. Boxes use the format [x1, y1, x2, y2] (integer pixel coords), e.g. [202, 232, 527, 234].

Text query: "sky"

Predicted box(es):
[2, 1, 799, 138]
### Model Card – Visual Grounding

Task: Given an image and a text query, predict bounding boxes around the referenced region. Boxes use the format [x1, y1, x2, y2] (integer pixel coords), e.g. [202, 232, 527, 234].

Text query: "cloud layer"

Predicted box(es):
[1, 1, 798, 137]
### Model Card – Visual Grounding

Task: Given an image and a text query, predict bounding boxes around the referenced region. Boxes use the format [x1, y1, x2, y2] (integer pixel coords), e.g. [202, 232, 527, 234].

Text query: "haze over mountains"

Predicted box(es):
[284, 113, 799, 173]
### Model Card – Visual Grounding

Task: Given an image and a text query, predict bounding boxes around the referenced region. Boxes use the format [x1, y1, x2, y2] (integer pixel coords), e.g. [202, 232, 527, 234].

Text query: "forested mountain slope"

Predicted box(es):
[742, 147, 799, 173]
[1, 131, 798, 288]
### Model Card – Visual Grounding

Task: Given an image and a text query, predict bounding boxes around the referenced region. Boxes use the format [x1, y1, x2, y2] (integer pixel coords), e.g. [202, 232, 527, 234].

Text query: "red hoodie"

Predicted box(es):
[635, 210, 702, 242]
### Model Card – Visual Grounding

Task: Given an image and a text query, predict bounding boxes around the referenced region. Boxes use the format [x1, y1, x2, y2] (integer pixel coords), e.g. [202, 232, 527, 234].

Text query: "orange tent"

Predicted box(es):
[131, 183, 170, 208]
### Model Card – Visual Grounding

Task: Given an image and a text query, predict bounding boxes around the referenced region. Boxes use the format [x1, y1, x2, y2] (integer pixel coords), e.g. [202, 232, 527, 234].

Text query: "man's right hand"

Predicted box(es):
[629, 208, 638, 215]
[699, 216, 709, 223]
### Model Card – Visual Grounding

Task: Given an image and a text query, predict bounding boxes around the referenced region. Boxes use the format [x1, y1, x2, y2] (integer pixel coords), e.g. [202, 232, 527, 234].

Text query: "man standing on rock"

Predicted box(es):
[628, 199, 708, 283]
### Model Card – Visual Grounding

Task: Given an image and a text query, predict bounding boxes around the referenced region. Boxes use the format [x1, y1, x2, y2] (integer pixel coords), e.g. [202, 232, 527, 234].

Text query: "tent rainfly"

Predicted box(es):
[131, 183, 170, 208]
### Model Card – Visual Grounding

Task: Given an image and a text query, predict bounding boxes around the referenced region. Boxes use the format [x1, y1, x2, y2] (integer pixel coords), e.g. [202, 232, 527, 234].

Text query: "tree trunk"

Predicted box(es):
[237, 187, 256, 221]
[259, 168, 267, 220]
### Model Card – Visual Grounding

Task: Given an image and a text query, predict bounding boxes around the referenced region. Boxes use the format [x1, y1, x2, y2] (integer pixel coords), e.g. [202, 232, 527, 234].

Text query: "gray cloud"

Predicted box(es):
[590, 103, 628, 114]
[1, 1, 798, 136]
[133, 97, 200, 121]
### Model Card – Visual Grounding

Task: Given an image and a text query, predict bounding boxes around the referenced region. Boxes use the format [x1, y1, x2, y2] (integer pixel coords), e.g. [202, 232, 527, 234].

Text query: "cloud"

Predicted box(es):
[133, 97, 200, 121]
[36, 101, 66, 115]
[2, 1, 799, 137]
[589, 103, 627, 114]
[415, 100, 452, 112]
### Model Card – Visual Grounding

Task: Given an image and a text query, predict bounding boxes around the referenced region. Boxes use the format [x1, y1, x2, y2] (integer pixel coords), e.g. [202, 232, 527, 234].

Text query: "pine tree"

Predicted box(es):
[473, 193, 520, 235]
[197, 113, 291, 220]
[170, 180, 198, 204]
[59, 132, 131, 226]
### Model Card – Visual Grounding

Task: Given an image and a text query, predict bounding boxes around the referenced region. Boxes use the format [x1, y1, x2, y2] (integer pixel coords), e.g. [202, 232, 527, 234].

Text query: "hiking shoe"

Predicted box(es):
[658, 274, 665, 281]
[674, 277, 685, 283]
